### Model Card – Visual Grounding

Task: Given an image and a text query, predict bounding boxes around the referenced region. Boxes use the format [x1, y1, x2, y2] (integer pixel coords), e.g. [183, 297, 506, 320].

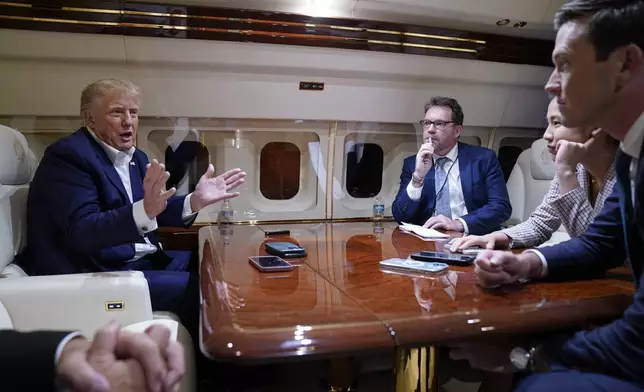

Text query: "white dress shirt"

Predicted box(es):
[87, 128, 196, 261]
[528, 110, 644, 276]
[405, 143, 470, 233]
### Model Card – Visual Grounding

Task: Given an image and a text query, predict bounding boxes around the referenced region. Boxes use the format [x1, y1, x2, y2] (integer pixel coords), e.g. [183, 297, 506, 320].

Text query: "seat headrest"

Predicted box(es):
[0, 125, 37, 185]
[530, 138, 556, 180]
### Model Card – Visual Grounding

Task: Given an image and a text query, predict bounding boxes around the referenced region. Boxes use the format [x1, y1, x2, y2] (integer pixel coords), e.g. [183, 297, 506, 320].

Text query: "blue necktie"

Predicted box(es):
[434, 157, 452, 218]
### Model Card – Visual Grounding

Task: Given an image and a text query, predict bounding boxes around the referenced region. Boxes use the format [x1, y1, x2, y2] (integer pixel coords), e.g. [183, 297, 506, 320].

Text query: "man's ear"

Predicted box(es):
[82, 111, 93, 128]
[454, 125, 463, 139]
[615, 44, 644, 91]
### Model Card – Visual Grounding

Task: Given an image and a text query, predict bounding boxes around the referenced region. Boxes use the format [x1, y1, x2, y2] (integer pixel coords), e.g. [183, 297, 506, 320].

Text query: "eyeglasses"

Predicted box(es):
[419, 120, 453, 130]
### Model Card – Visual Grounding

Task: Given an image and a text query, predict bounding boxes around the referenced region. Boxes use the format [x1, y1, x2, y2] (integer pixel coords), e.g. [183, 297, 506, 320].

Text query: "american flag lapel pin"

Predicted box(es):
[130, 161, 136, 166]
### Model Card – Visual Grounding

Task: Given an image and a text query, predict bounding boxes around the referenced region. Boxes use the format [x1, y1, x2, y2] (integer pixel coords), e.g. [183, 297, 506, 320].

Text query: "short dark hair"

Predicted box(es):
[554, 0, 644, 61]
[424, 96, 464, 125]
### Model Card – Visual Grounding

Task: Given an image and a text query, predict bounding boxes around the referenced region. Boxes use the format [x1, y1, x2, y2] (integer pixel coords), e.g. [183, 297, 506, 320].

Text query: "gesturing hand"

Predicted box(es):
[143, 159, 176, 219]
[190, 165, 246, 212]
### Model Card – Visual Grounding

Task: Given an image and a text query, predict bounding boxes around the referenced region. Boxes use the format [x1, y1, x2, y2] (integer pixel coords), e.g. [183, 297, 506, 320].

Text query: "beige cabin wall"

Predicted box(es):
[0, 28, 548, 221]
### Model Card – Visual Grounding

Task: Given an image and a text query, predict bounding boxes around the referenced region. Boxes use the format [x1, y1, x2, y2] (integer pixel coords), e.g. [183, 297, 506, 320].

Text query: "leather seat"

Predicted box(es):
[0, 125, 196, 391]
[505, 138, 568, 236]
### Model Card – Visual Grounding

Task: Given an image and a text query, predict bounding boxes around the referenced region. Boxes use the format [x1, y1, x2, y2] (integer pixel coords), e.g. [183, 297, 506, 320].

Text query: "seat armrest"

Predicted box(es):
[0, 271, 153, 336]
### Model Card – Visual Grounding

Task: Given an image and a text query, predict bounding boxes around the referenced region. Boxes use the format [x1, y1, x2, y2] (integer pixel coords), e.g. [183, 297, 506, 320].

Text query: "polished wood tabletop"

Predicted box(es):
[198, 222, 635, 362]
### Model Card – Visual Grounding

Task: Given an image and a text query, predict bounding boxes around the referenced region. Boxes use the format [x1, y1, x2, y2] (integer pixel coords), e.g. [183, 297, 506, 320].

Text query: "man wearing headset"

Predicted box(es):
[392, 96, 511, 235]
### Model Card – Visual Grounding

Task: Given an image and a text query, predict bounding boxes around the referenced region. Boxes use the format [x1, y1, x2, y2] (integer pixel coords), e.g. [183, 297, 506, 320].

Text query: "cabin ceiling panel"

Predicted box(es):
[0, 28, 126, 62]
[123, 35, 551, 86]
[135, 0, 565, 39]
[0, 1, 554, 66]
[0, 58, 519, 127]
[0, 30, 551, 87]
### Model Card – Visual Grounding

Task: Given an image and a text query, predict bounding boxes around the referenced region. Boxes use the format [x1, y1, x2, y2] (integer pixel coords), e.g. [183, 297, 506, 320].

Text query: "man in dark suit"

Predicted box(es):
[458, 1, 644, 390]
[3, 322, 183, 392]
[16, 78, 246, 334]
[392, 96, 511, 235]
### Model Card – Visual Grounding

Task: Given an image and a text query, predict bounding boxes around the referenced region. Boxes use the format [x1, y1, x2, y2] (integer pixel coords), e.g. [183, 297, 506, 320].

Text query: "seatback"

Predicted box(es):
[505, 138, 556, 225]
[0, 125, 37, 277]
[0, 301, 13, 329]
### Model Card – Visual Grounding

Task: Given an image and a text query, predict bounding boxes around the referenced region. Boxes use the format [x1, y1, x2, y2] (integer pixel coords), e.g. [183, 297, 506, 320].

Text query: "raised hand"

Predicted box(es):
[143, 159, 176, 219]
[191, 165, 246, 212]
[414, 140, 435, 180]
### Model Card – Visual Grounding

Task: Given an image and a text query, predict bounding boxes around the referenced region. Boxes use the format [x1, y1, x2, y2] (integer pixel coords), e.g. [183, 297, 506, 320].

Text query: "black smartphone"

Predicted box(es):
[410, 251, 475, 266]
[249, 256, 294, 272]
[264, 242, 307, 258]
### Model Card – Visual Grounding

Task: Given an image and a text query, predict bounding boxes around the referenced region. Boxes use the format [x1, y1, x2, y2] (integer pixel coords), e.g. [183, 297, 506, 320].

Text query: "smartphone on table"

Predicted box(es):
[410, 251, 475, 266]
[249, 256, 294, 272]
[379, 258, 449, 275]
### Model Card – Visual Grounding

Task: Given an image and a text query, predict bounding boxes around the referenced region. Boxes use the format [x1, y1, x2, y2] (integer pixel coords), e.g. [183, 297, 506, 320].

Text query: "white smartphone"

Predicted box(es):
[249, 256, 294, 272]
[379, 258, 448, 275]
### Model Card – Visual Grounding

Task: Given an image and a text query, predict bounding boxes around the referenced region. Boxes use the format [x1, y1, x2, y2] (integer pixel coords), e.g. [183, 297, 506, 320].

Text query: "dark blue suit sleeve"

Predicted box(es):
[157, 196, 193, 228]
[392, 157, 428, 224]
[38, 143, 142, 254]
[460, 152, 512, 235]
[1, 330, 72, 391]
[537, 188, 625, 280]
[547, 283, 644, 384]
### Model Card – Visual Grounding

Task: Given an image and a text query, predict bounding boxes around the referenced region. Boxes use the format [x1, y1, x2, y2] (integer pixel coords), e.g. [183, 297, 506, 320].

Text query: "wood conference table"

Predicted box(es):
[197, 221, 634, 390]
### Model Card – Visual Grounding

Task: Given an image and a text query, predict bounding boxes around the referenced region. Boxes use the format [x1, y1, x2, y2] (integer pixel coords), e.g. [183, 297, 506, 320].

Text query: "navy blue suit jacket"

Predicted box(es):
[538, 149, 644, 384]
[17, 128, 192, 275]
[391, 142, 511, 235]
[1, 330, 72, 391]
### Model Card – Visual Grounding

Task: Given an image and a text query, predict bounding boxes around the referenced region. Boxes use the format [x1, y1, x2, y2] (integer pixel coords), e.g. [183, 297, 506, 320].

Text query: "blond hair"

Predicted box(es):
[80, 78, 141, 115]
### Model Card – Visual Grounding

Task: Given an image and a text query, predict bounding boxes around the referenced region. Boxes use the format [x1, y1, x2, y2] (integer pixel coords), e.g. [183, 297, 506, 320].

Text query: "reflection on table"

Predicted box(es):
[199, 222, 635, 361]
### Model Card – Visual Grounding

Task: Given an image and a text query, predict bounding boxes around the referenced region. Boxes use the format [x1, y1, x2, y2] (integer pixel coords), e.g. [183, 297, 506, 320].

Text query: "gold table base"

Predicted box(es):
[395, 346, 438, 392]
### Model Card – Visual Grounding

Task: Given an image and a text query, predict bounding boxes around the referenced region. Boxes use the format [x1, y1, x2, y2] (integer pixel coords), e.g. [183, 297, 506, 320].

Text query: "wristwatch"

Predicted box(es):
[509, 344, 548, 372]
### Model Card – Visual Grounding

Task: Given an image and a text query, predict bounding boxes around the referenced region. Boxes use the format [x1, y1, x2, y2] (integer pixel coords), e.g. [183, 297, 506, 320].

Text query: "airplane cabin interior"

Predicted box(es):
[0, 0, 636, 391]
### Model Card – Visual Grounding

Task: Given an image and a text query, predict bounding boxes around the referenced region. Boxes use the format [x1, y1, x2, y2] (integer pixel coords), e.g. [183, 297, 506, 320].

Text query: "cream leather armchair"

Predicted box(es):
[0, 125, 196, 391]
[505, 138, 570, 240]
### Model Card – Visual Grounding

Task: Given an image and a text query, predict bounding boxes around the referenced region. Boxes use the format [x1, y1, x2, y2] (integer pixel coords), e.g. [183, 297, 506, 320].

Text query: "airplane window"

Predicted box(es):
[165, 141, 209, 194]
[345, 143, 384, 198]
[260, 141, 301, 200]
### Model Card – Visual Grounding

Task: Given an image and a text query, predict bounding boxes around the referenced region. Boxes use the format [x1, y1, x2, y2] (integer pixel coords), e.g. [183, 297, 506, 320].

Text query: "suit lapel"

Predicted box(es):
[82, 128, 129, 202]
[633, 144, 644, 282]
[615, 151, 640, 284]
[457, 143, 473, 210]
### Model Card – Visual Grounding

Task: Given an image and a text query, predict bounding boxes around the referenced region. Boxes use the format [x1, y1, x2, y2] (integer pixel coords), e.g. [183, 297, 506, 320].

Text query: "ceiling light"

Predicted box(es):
[496, 19, 510, 26]
[513, 21, 527, 28]
[299, 0, 335, 17]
